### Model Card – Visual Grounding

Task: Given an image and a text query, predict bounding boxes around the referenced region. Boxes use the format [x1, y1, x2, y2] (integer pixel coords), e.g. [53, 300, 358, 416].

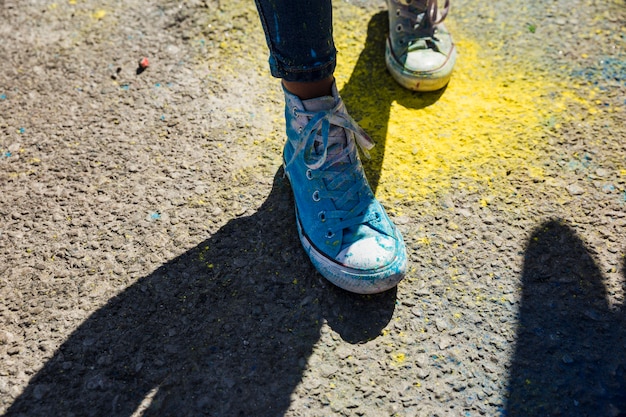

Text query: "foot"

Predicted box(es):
[386, 0, 457, 91]
[282, 82, 407, 294]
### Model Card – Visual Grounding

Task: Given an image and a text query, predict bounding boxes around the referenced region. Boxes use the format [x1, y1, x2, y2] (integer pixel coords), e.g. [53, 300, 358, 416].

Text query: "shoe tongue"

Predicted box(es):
[301, 94, 375, 248]
[301, 95, 336, 112]
[301, 95, 347, 156]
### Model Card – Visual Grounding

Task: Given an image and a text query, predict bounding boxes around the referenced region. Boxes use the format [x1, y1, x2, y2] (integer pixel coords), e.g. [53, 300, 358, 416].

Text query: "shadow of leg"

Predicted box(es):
[4, 170, 320, 417]
[340, 11, 446, 194]
[4, 169, 398, 417]
[506, 220, 626, 416]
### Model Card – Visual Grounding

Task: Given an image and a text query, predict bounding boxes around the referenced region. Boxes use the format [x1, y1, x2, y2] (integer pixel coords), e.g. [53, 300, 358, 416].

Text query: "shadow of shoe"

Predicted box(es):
[3, 169, 396, 417]
[506, 220, 626, 416]
[339, 10, 447, 193]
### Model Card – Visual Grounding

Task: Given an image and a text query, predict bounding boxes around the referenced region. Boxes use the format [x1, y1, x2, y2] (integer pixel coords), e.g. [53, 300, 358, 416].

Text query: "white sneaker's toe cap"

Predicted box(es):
[336, 235, 398, 271]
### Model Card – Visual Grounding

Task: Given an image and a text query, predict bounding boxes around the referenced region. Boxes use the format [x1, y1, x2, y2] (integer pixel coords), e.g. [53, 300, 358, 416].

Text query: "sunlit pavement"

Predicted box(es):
[1, 0, 625, 416]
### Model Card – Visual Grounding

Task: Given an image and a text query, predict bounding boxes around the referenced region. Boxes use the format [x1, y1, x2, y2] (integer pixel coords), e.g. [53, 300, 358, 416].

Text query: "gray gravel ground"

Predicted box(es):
[1, 0, 625, 416]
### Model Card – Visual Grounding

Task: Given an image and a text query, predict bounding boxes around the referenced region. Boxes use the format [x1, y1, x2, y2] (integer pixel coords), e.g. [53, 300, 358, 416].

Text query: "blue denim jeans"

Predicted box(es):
[254, 0, 336, 82]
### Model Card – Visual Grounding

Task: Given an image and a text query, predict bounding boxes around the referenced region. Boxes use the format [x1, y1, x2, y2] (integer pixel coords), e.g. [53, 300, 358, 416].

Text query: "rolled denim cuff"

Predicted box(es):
[254, 0, 336, 83]
[268, 54, 336, 82]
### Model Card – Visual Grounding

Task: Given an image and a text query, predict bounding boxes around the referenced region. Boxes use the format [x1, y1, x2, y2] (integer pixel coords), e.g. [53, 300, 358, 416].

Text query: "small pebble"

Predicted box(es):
[566, 183, 585, 196]
[139, 57, 150, 69]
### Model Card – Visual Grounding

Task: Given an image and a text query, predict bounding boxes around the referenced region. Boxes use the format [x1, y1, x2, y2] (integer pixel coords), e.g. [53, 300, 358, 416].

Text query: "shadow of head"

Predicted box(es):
[506, 219, 626, 416]
[4, 169, 396, 417]
[339, 10, 447, 193]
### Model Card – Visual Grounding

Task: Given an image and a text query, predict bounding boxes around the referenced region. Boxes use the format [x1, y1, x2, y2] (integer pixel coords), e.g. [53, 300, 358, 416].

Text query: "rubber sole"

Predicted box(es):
[294, 204, 407, 295]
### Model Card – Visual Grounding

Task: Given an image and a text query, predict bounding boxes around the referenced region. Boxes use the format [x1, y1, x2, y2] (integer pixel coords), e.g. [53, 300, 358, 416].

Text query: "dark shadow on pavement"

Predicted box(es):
[3, 169, 397, 417]
[506, 220, 626, 416]
[340, 11, 446, 193]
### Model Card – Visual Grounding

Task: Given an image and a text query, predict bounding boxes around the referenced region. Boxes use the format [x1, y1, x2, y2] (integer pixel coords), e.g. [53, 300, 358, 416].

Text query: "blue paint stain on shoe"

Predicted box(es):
[0, 93, 6, 100]
[282, 82, 406, 294]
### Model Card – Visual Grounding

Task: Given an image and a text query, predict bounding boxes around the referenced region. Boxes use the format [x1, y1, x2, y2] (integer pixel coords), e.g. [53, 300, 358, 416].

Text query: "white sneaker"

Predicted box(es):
[386, 0, 457, 91]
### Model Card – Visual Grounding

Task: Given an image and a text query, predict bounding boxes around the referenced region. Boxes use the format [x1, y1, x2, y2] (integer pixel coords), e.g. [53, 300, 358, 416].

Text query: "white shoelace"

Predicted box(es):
[286, 100, 380, 235]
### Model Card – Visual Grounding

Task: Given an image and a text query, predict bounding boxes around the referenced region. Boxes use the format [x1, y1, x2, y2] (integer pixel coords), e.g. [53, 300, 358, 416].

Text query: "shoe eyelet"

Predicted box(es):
[396, 24, 403, 32]
[326, 229, 335, 238]
[293, 107, 298, 116]
[395, 9, 401, 16]
[298, 126, 303, 134]
[312, 190, 320, 202]
[318, 211, 326, 222]
[306, 169, 313, 180]
[374, 212, 381, 221]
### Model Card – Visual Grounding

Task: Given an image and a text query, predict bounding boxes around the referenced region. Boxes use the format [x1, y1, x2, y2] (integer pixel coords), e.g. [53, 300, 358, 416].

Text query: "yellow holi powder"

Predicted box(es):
[392, 352, 406, 365]
[333, 9, 578, 203]
[91, 9, 107, 20]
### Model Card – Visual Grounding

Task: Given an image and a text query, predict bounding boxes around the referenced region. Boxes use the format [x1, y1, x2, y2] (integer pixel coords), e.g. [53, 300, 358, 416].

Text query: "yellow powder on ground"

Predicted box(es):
[382, 38, 551, 201]
[333, 10, 584, 203]
[91, 9, 107, 20]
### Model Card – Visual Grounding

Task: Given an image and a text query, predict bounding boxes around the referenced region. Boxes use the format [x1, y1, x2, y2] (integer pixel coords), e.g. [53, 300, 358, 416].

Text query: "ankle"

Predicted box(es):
[282, 76, 334, 100]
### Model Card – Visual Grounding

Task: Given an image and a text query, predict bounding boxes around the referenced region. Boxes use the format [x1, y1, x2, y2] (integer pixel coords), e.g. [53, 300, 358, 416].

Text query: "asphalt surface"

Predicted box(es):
[1, 0, 625, 416]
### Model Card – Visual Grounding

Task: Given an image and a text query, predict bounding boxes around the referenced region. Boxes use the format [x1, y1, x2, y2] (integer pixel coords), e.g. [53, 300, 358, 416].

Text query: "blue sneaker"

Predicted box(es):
[282, 82, 407, 294]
